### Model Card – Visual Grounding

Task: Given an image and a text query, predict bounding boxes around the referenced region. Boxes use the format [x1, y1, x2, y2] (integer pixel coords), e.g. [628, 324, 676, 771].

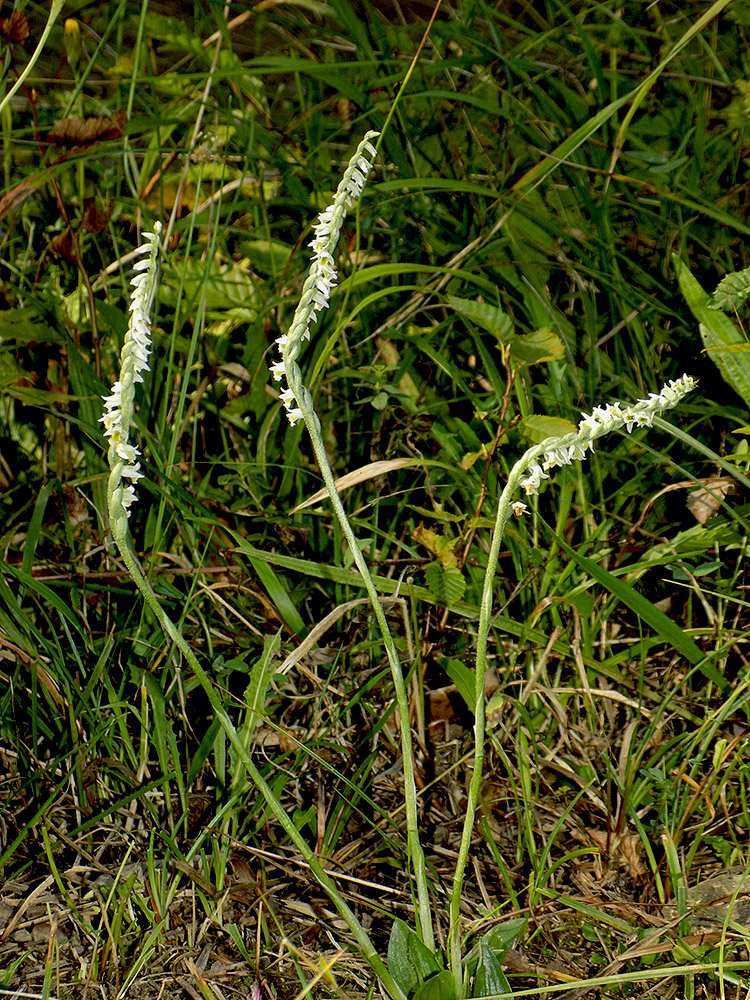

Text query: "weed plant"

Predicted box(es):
[2, 1, 750, 998]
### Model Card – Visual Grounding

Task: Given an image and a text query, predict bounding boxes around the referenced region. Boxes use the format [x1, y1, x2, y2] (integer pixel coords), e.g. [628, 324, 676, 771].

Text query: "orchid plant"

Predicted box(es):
[101, 134, 697, 1000]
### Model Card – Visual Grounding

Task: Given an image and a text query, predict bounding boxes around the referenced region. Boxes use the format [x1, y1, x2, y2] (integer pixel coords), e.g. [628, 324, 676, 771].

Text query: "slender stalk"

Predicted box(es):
[298, 391, 434, 949]
[448, 376, 698, 997]
[273, 133, 435, 951]
[447, 447, 542, 995]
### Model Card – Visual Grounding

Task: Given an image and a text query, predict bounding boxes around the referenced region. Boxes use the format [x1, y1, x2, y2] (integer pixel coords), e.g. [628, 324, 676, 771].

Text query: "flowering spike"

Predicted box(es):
[101, 222, 162, 526]
[517, 374, 697, 499]
[270, 132, 380, 426]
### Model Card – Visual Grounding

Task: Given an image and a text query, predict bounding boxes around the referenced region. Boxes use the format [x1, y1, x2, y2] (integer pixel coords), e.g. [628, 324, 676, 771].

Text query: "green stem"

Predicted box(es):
[296, 385, 435, 952]
[447, 441, 550, 998]
[0, 0, 65, 120]
[110, 519, 407, 1000]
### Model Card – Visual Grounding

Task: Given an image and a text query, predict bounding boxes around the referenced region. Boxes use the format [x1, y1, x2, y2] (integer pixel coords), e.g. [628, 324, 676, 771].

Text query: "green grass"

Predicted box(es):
[2, 0, 750, 997]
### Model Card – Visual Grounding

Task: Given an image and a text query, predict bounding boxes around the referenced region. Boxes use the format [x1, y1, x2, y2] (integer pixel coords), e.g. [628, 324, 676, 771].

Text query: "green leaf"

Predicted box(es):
[520, 414, 578, 444]
[711, 267, 750, 312]
[407, 506, 467, 524]
[240, 239, 293, 276]
[479, 919, 527, 959]
[188, 717, 222, 785]
[463, 920, 526, 981]
[0, 351, 29, 386]
[161, 256, 263, 315]
[425, 562, 466, 607]
[243, 631, 281, 733]
[413, 970, 456, 1000]
[447, 295, 564, 365]
[672, 254, 750, 409]
[438, 657, 476, 715]
[388, 919, 441, 995]
[447, 295, 514, 341]
[473, 940, 512, 998]
[0, 307, 64, 344]
[508, 327, 566, 365]
[243, 554, 307, 636]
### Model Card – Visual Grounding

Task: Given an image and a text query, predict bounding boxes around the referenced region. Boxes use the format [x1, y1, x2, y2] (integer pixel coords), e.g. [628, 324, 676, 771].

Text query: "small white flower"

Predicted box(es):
[511, 501, 529, 516]
[520, 463, 549, 495]
[578, 410, 601, 436]
[269, 359, 286, 381]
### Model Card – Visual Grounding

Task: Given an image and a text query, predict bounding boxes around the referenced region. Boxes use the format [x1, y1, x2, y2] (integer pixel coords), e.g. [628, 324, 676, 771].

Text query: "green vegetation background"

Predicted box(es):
[3, 0, 750, 995]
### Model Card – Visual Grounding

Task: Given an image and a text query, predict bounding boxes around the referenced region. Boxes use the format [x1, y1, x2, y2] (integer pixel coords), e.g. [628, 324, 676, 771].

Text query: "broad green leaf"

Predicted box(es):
[447, 295, 514, 342]
[425, 562, 466, 607]
[710, 267, 750, 312]
[240, 239, 293, 276]
[520, 414, 578, 444]
[480, 919, 527, 959]
[388, 919, 441, 995]
[508, 327, 566, 365]
[0, 352, 29, 386]
[0, 307, 64, 343]
[473, 940, 511, 998]
[672, 254, 750, 409]
[161, 257, 262, 315]
[407, 505, 466, 524]
[463, 919, 527, 980]
[413, 970, 456, 1000]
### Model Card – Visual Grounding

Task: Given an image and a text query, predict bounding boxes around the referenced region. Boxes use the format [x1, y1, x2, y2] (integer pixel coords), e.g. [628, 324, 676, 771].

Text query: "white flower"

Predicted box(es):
[520, 463, 549, 495]
[269, 131, 380, 427]
[511, 501, 529, 516]
[516, 374, 697, 498]
[101, 223, 162, 518]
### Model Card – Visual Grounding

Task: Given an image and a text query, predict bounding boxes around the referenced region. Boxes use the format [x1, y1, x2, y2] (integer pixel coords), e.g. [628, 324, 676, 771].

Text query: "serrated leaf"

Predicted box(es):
[388, 919, 441, 995]
[0, 352, 29, 386]
[673, 254, 750, 409]
[520, 414, 578, 444]
[509, 326, 566, 365]
[413, 526, 459, 565]
[711, 268, 750, 312]
[0, 308, 64, 344]
[407, 505, 467, 523]
[447, 295, 514, 340]
[425, 562, 466, 606]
